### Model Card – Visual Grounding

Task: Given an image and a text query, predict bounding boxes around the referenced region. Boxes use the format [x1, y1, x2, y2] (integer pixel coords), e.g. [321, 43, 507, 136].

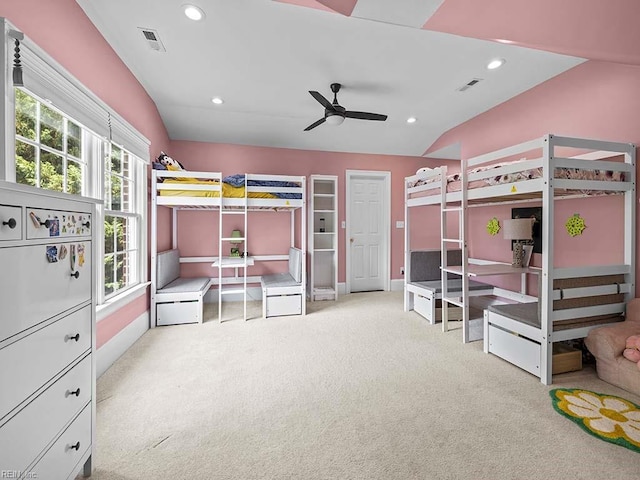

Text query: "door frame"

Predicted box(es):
[345, 170, 391, 294]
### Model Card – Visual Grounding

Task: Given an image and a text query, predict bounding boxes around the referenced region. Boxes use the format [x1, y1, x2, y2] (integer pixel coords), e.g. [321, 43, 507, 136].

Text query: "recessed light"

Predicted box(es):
[183, 4, 205, 21]
[407, 117, 417, 124]
[211, 97, 223, 105]
[487, 58, 506, 70]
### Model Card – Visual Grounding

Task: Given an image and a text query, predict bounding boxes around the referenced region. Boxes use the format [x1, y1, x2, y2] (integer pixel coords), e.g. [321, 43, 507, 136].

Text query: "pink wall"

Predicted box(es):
[428, 60, 640, 294]
[169, 141, 435, 283]
[0, 0, 172, 347]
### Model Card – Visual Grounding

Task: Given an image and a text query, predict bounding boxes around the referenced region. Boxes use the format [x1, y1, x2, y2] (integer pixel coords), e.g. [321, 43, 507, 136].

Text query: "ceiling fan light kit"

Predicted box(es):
[304, 83, 387, 131]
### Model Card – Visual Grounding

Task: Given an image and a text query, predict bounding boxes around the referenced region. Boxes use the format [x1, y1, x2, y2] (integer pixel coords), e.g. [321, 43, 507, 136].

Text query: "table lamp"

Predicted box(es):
[229, 229, 243, 257]
[503, 218, 533, 267]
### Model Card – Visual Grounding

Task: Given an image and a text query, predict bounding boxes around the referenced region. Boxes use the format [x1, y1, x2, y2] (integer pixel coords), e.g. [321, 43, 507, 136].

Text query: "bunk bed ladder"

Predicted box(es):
[441, 157, 471, 342]
[217, 186, 249, 322]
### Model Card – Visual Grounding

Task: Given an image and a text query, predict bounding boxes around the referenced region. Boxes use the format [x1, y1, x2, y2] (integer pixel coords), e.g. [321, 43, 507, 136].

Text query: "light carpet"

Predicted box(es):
[93, 292, 640, 479]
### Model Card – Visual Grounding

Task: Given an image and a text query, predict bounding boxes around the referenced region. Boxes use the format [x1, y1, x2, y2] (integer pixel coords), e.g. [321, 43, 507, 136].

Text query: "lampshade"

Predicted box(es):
[502, 218, 533, 241]
[325, 113, 345, 126]
[230, 229, 243, 244]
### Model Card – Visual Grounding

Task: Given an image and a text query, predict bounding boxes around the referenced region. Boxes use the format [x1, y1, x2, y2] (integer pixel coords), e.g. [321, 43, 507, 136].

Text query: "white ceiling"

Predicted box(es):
[76, 0, 584, 157]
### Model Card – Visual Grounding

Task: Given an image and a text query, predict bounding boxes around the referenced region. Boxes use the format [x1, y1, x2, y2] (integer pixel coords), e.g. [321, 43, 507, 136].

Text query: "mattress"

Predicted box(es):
[409, 160, 626, 194]
[158, 175, 302, 199]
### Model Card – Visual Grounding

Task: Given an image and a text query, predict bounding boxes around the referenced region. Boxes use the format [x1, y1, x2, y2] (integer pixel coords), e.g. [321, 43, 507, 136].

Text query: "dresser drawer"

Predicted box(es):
[0, 355, 91, 474]
[0, 242, 91, 342]
[0, 204, 21, 241]
[30, 403, 92, 480]
[0, 305, 91, 420]
[26, 208, 91, 240]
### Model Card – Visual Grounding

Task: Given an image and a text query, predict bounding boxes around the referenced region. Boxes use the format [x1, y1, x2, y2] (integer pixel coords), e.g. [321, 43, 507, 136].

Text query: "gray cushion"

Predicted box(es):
[411, 279, 491, 294]
[262, 273, 299, 288]
[157, 249, 180, 289]
[288, 247, 302, 283]
[488, 302, 539, 328]
[159, 277, 211, 294]
[409, 250, 462, 282]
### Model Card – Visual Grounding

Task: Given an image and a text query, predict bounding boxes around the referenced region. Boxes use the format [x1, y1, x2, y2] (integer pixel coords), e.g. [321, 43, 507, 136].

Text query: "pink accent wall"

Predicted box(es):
[0, 0, 172, 348]
[96, 293, 149, 349]
[169, 141, 436, 284]
[428, 60, 640, 294]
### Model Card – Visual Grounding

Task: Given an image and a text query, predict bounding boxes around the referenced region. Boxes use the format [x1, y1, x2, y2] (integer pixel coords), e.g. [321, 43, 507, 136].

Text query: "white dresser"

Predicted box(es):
[0, 181, 97, 479]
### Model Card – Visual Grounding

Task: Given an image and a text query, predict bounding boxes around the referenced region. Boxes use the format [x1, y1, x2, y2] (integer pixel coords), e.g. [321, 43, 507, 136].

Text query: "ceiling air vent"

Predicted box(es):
[138, 28, 166, 52]
[456, 78, 483, 92]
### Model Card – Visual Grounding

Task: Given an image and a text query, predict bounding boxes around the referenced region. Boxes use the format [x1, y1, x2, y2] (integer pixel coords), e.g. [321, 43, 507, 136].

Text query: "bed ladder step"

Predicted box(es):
[221, 210, 246, 215]
[442, 238, 463, 244]
[442, 296, 464, 308]
[442, 207, 462, 212]
[220, 288, 246, 295]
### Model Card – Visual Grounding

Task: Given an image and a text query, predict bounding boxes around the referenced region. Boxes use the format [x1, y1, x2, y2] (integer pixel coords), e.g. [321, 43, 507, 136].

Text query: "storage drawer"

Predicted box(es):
[552, 343, 583, 374]
[488, 324, 541, 376]
[0, 242, 91, 342]
[414, 293, 434, 321]
[0, 204, 21, 241]
[0, 305, 91, 420]
[0, 355, 91, 473]
[266, 294, 302, 317]
[30, 403, 92, 480]
[26, 208, 91, 239]
[157, 301, 201, 326]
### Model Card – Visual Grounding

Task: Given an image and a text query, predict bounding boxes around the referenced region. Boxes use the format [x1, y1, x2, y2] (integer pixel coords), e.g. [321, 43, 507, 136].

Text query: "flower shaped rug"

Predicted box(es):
[550, 388, 640, 453]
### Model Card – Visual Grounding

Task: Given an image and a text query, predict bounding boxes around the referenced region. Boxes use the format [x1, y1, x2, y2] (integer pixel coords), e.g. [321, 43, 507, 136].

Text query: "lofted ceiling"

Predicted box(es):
[75, 0, 633, 158]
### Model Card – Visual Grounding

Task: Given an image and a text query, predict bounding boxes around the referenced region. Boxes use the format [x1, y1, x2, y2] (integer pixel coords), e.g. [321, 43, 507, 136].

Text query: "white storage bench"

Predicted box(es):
[406, 250, 493, 324]
[261, 248, 304, 318]
[156, 249, 212, 326]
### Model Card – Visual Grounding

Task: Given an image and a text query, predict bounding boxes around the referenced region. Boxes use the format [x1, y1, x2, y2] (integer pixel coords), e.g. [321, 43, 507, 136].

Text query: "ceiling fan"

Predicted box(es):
[304, 83, 388, 131]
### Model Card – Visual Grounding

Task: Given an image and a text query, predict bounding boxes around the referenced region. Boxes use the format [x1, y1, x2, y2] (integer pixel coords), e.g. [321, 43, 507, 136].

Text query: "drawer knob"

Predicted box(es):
[82, 221, 90, 228]
[66, 333, 80, 342]
[70, 271, 80, 279]
[66, 388, 81, 397]
[40, 219, 52, 228]
[2, 218, 16, 229]
[68, 441, 81, 451]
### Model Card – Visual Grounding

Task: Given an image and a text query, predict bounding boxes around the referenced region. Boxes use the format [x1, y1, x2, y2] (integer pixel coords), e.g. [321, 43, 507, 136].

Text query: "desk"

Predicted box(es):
[212, 256, 255, 268]
[442, 262, 541, 343]
[445, 264, 540, 277]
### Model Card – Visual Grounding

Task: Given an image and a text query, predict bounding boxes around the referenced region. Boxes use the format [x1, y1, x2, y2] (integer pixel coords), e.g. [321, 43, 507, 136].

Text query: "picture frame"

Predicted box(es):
[522, 244, 533, 267]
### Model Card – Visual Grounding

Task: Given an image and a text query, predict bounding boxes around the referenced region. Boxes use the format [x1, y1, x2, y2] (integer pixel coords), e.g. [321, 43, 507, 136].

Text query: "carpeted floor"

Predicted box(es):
[93, 292, 640, 479]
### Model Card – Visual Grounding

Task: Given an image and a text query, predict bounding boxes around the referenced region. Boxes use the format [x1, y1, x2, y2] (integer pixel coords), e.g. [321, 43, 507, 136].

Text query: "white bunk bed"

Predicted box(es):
[410, 134, 635, 385]
[150, 170, 306, 326]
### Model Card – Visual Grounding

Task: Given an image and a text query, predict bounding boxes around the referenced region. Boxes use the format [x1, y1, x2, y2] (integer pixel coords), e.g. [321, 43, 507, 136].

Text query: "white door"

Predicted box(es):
[347, 172, 389, 293]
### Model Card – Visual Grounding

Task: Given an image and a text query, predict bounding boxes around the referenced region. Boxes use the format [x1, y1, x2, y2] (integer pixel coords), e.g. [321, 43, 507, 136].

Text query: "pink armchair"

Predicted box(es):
[585, 298, 640, 397]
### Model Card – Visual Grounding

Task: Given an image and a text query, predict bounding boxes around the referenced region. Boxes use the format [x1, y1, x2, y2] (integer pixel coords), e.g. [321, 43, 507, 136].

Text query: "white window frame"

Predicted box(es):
[1, 20, 150, 319]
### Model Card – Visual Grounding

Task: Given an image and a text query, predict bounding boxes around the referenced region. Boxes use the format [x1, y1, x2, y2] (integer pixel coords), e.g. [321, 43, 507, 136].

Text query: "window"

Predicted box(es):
[15, 89, 87, 195]
[13, 88, 147, 304]
[103, 144, 141, 298]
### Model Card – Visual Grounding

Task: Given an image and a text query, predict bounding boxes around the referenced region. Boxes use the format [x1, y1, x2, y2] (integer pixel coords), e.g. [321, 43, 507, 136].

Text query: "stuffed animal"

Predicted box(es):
[156, 152, 185, 171]
[622, 335, 640, 370]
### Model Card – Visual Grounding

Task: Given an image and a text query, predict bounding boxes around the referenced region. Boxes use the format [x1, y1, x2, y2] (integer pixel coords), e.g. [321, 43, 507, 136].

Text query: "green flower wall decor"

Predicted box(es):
[486, 217, 500, 236]
[565, 214, 586, 237]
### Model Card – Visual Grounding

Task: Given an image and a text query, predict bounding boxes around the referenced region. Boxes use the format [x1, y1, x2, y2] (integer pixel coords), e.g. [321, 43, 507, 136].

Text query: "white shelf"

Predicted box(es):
[309, 175, 338, 302]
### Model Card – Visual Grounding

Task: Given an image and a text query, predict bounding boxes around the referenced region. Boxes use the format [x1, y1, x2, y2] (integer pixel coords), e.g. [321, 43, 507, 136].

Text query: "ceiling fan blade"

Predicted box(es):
[304, 117, 326, 131]
[309, 91, 335, 111]
[345, 111, 388, 121]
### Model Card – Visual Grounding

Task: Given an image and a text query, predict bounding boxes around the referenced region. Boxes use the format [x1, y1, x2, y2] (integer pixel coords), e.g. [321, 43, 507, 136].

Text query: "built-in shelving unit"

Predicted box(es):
[308, 175, 338, 301]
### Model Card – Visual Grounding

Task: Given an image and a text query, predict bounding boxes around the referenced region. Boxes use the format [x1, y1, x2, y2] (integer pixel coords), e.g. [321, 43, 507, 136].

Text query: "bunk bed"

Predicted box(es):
[410, 134, 635, 385]
[150, 169, 306, 326]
